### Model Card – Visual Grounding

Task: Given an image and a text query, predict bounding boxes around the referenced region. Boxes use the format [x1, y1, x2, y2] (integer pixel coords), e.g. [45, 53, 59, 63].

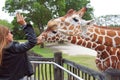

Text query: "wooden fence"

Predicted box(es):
[28, 52, 120, 80]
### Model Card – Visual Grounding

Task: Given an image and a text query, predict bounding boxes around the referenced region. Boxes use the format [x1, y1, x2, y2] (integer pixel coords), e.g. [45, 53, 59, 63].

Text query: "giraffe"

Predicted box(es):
[38, 7, 120, 71]
[47, 6, 120, 48]
[40, 7, 88, 43]
[41, 29, 120, 71]
[46, 7, 87, 36]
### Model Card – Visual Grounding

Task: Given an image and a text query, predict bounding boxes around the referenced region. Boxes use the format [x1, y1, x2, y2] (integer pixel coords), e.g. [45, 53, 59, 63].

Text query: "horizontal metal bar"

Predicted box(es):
[31, 61, 84, 80]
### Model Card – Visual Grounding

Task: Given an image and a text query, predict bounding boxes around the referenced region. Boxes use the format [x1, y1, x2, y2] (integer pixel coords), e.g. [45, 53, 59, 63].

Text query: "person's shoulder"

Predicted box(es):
[3, 41, 19, 52]
[6, 41, 19, 49]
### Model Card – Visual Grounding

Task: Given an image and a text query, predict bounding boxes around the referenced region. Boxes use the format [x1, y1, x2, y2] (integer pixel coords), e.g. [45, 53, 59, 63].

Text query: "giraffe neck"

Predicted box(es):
[41, 31, 120, 71]
[66, 36, 120, 71]
[82, 25, 120, 48]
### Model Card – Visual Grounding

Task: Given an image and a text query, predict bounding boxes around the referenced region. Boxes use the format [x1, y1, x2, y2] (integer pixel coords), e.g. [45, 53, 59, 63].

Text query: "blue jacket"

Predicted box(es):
[0, 24, 37, 80]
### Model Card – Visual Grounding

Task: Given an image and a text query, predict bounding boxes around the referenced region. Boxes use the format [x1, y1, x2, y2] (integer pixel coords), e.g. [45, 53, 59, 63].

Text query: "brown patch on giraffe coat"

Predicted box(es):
[100, 51, 109, 59]
[86, 42, 92, 48]
[95, 45, 105, 51]
[116, 50, 120, 61]
[82, 40, 86, 46]
[95, 29, 100, 34]
[97, 36, 103, 44]
[77, 39, 82, 45]
[114, 37, 120, 47]
[104, 36, 112, 46]
[92, 34, 97, 41]
[67, 36, 71, 40]
[106, 46, 111, 53]
[118, 31, 120, 36]
[48, 38, 51, 41]
[65, 22, 70, 26]
[52, 36, 56, 40]
[69, 25, 74, 30]
[62, 27, 67, 30]
[71, 36, 76, 44]
[92, 43, 97, 48]
[116, 62, 120, 69]
[100, 29, 105, 35]
[107, 30, 116, 37]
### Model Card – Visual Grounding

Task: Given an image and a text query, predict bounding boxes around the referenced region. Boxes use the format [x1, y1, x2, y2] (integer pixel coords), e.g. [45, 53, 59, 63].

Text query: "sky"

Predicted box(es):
[0, 0, 120, 22]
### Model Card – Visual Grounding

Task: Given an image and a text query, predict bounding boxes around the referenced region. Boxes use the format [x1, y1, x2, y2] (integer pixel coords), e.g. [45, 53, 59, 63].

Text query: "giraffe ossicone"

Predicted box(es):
[40, 7, 120, 71]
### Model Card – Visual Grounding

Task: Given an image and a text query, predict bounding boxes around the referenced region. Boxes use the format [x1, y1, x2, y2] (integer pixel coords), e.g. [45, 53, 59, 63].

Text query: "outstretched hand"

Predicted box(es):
[37, 32, 47, 45]
[16, 12, 27, 26]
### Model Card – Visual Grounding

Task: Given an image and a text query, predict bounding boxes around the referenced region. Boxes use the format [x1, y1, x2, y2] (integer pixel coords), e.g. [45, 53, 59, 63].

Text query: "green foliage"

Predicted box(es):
[65, 0, 93, 20]
[0, 19, 13, 29]
[3, 0, 93, 39]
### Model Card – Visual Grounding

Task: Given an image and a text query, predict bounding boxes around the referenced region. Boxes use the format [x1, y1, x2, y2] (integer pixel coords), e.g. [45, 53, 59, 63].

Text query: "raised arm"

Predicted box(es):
[16, 13, 43, 45]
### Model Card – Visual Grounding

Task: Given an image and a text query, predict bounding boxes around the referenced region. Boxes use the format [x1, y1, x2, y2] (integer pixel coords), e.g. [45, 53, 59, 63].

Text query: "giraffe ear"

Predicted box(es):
[86, 20, 94, 25]
[80, 19, 94, 27]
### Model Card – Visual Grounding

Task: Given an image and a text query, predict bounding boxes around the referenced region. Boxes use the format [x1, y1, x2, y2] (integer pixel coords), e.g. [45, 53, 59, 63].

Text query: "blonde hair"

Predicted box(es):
[0, 25, 9, 65]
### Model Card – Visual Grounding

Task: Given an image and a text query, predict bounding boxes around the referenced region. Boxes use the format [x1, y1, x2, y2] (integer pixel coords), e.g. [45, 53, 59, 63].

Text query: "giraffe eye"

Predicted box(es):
[73, 18, 79, 22]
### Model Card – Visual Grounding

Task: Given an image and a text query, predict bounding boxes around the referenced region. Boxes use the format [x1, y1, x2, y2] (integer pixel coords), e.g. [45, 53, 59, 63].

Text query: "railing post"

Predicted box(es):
[104, 69, 120, 80]
[54, 52, 63, 80]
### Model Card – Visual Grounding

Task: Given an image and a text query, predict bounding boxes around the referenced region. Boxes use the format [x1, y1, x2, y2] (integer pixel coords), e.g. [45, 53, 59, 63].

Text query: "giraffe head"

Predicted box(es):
[46, 7, 94, 37]
[40, 7, 93, 42]
[45, 7, 88, 36]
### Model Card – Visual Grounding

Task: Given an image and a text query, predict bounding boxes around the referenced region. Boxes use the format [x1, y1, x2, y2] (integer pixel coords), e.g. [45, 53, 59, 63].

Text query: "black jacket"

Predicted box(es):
[0, 24, 37, 80]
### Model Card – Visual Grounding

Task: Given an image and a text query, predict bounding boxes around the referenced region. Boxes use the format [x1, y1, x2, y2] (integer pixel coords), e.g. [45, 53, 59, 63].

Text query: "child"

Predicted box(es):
[0, 13, 43, 80]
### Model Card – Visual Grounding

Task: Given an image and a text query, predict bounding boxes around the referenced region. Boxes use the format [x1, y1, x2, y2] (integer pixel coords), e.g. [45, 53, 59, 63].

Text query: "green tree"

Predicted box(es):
[0, 19, 13, 29]
[65, 0, 93, 20]
[3, 0, 93, 39]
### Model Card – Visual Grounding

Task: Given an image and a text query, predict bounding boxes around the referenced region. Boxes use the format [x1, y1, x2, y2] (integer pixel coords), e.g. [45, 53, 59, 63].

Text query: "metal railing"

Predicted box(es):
[27, 52, 120, 80]
[30, 61, 83, 80]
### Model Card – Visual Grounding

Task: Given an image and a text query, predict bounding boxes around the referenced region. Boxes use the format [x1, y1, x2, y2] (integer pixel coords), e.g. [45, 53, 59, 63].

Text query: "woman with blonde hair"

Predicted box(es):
[0, 13, 43, 80]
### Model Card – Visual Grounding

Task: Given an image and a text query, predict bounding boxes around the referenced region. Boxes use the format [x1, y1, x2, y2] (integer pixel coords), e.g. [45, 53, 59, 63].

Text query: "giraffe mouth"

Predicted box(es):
[52, 30, 57, 34]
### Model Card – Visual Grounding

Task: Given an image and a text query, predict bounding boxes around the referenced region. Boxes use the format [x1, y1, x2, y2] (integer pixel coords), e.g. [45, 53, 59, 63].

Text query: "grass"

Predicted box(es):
[63, 54, 98, 71]
[31, 45, 54, 58]
[17, 40, 98, 71]
[31, 45, 98, 71]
